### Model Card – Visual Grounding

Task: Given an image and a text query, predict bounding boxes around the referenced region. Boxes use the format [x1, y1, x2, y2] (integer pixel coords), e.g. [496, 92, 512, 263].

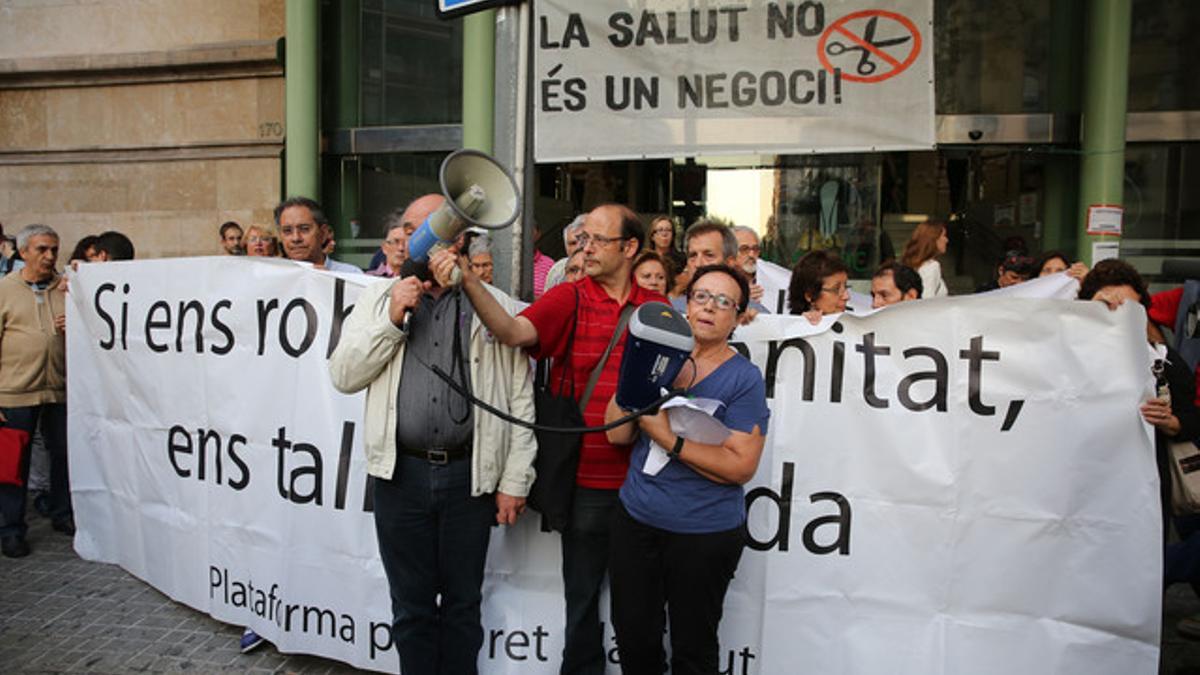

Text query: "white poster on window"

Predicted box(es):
[68, 258, 1159, 673]
[533, 0, 936, 161]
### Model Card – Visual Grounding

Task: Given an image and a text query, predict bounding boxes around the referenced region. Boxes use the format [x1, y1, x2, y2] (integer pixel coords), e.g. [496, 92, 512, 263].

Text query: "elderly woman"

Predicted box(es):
[632, 250, 669, 295]
[242, 223, 280, 258]
[788, 249, 850, 323]
[604, 263, 770, 675]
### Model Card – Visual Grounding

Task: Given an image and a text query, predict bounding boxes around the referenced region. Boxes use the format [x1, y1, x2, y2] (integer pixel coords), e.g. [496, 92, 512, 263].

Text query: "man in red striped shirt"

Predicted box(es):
[447, 203, 666, 674]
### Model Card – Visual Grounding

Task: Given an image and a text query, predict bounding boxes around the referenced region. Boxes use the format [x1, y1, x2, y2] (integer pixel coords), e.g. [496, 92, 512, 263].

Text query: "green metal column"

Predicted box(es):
[285, 0, 320, 200]
[462, 10, 496, 153]
[1042, 0, 1081, 253]
[334, 0, 361, 243]
[1075, 0, 1132, 265]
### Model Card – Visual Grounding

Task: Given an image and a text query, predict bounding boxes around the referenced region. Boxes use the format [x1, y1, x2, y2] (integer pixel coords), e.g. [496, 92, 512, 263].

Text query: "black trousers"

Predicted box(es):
[608, 504, 744, 675]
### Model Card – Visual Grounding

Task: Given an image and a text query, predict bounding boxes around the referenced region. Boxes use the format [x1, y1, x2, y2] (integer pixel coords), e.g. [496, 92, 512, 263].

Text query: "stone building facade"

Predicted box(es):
[0, 0, 284, 258]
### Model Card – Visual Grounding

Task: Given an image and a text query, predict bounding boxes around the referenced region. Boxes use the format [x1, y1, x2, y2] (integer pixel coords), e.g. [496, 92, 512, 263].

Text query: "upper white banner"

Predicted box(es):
[67, 258, 1160, 673]
[533, 0, 936, 162]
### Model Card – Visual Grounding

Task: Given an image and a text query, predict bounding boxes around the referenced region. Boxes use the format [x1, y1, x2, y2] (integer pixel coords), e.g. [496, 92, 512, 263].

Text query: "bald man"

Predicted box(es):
[330, 193, 535, 674]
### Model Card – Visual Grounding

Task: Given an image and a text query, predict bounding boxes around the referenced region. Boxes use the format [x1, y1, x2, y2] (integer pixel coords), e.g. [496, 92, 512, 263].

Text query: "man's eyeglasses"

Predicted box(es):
[688, 288, 738, 311]
[470, 261, 494, 270]
[738, 244, 761, 255]
[576, 232, 628, 249]
[280, 223, 316, 237]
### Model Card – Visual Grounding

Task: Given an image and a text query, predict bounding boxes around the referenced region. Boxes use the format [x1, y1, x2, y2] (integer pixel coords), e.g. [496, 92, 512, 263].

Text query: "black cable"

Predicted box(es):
[420, 359, 682, 434]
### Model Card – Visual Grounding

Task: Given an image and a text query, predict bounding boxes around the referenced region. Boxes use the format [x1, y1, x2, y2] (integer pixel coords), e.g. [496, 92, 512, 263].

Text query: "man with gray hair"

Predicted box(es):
[0, 224, 72, 558]
[732, 225, 768, 310]
[275, 196, 362, 273]
[670, 218, 739, 312]
[467, 233, 495, 285]
[369, 210, 412, 278]
[543, 214, 586, 291]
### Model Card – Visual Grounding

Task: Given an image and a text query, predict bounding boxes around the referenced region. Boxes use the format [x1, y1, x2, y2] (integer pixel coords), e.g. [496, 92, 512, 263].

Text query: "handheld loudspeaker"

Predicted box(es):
[406, 149, 522, 263]
[616, 303, 694, 411]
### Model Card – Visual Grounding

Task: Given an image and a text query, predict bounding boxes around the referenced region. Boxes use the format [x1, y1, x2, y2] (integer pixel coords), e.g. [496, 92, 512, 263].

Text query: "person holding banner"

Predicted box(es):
[870, 260, 923, 309]
[1078, 260, 1200, 539]
[788, 249, 851, 321]
[603, 264, 769, 675]
[329, 194, 537, 675]
[276, 197, 361, 274]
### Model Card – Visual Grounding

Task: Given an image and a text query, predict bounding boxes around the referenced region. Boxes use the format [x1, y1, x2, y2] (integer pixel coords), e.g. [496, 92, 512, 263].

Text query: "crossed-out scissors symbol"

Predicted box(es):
[824, 16, 912, 76]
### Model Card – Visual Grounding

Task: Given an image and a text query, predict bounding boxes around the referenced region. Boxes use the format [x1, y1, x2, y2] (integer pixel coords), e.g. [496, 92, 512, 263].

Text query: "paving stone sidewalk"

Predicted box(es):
[6, 503, 1200, 674]
[0, 511, 364, 674]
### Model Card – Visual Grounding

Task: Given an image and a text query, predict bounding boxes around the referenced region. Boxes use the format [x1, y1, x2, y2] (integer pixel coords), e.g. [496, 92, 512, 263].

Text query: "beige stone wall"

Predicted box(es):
[0, 0, 283, 59]
[0, 158, 280, 258]
[0, 0, 285, 260]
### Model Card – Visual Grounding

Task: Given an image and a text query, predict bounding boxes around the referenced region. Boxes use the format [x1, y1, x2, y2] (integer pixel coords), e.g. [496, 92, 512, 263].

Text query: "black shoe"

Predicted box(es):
[52, 518, 75, 536]
[1, 535, 30, 558]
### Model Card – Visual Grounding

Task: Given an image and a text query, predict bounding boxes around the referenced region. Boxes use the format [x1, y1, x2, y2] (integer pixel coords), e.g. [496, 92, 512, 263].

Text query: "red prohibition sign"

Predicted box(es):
[817, 10, 922, 84]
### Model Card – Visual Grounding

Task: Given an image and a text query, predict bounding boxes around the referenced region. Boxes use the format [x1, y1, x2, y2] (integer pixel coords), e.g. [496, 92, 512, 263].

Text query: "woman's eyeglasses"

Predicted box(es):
[688, 288, 738, 311]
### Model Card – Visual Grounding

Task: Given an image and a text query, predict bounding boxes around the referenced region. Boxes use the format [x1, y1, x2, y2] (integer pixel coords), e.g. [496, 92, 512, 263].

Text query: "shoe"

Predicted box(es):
[51, 517, 75, 536]
[239, 628, 265, 653]
[1, 535, 30, 558]
[32, 493, 51, 517]
[1179, 615, 1200, 640]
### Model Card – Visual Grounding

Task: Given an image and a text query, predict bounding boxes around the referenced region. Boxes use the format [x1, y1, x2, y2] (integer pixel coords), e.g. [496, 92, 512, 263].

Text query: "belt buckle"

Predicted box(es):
[428, 449, 449, 465]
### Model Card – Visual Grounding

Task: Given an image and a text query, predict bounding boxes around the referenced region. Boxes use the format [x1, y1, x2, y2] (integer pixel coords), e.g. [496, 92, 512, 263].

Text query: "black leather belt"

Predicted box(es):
[400, 445, 470, 464]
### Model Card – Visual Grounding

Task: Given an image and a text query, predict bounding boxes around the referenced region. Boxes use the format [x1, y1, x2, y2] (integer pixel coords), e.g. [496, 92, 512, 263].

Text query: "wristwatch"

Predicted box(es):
[398, 311, 412, 335]
[668, 435, 685, 458]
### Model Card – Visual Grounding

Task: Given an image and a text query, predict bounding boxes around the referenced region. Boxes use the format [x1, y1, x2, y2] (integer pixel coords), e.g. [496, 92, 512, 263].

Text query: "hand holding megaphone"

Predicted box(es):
[428, 248, 467, 288]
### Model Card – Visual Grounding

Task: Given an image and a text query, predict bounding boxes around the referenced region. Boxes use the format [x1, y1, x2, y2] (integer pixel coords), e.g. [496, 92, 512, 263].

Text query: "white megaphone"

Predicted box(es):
[405, 149, 522, 264]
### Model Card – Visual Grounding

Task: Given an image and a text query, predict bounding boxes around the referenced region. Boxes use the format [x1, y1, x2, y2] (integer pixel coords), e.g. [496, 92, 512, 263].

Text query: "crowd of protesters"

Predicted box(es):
[3, 202, 1198, 675]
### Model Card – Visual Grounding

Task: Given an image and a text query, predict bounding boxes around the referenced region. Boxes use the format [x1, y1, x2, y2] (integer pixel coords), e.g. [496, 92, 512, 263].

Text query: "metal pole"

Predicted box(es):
[462, 10, 496, 154]
[1075, 0, 1131, 265]
[285, 0, 320, 200]
[1041, 0, 1081, 253]
[334, 0, 361, 243]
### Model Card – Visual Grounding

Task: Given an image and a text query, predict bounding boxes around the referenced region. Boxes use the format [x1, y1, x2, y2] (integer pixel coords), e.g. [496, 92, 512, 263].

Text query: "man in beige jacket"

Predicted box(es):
[0, 224, 72, 558]
[329, 194, 536, 675]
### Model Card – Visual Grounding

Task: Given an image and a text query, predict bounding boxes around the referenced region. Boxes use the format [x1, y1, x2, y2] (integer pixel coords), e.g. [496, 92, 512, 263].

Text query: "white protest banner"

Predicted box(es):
[68, 258, 1160, 673]
[534, 0, 935, 161]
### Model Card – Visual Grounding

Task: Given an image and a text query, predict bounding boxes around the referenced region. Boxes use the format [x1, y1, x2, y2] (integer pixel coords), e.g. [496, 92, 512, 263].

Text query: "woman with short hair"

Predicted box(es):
[632, 250, 669, 295]
[604, 263, 770, 675]
[788, 249, 851, 324]
[242, 223, 280, 258]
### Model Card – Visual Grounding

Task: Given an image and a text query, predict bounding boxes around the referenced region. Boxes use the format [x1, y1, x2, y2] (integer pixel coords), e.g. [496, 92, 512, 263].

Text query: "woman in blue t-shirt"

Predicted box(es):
[604, 263, 770, 675]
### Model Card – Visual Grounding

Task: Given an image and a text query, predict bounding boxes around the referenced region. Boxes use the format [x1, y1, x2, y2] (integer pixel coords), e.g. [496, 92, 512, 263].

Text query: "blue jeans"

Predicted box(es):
[373, 454, 496, 675]
[0, 403, 70, 538]
[560, 487, 620, 675]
